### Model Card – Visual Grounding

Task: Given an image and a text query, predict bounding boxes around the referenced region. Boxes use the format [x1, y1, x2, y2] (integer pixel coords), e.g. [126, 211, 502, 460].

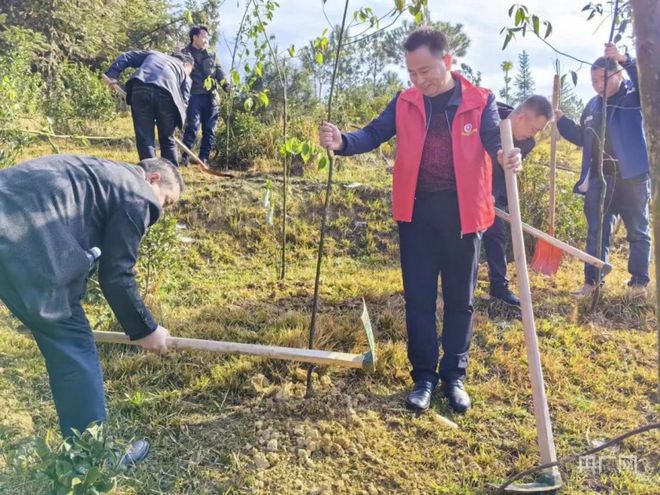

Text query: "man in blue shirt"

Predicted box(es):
[556, 43, 650, 297]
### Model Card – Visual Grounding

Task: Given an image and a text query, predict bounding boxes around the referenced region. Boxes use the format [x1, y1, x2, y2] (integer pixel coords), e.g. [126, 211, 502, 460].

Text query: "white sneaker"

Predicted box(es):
[570, 283, 598, 298]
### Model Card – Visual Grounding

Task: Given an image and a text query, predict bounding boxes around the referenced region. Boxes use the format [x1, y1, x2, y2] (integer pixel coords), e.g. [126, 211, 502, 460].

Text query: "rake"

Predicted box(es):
[530, 74, 564, 276]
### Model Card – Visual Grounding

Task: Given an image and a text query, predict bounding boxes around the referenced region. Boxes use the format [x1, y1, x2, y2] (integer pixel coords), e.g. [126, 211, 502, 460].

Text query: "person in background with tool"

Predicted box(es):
[484, 95, 553, 308]
[104, 50, 194, 167]
[181, 25, 231, 168]
[555, 43, 650, 298]
[319, 28, 522, 414]
[0, 154, 182, 463]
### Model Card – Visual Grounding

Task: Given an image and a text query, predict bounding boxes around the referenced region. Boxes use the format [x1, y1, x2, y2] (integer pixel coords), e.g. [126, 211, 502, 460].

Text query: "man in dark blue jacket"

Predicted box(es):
[181, 25, 230, 167]
[105, 51, 193, 166]
[484, 96, 552, 307]
[556, 43, 650, 297]
[0, 155, 181, 455]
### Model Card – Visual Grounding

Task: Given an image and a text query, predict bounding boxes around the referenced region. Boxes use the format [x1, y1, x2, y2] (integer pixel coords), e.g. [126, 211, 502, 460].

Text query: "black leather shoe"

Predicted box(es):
[118, 438, 150, 468]
[405, 381, 435, 412]
[442, 380, 471, 413]
[490, 287, 520, 307]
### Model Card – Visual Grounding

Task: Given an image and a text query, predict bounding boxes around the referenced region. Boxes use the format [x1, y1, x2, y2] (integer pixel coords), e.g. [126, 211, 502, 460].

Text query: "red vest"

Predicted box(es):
[393, 73, 494, 234]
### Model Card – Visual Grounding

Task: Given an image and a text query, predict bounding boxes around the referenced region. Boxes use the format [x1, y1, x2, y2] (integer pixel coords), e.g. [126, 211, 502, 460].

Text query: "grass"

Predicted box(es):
[0, 118, 658, 494]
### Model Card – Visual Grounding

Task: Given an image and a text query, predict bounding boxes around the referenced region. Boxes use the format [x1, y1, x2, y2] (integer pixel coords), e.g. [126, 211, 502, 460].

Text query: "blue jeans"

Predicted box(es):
[130, 82, 179, 166]
[398, 191, 480, 386]
[182, 93, 220, 161]
[584, 173, 651, 285]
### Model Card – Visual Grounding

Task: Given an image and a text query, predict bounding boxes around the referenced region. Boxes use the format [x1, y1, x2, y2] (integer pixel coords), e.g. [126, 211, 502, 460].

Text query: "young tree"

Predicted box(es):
[500, 60, 514, 104]
[512, 50, 535, 105]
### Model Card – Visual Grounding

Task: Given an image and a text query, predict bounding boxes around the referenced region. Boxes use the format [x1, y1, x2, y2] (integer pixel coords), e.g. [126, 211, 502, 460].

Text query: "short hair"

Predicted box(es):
[138, 157, 185, 194]
[189, 25, 209, 43]
[518, 95, 553, 121]
[172, 51, 194, 67]
[591, 57, 619, 72]
[403, 28, 448, 55]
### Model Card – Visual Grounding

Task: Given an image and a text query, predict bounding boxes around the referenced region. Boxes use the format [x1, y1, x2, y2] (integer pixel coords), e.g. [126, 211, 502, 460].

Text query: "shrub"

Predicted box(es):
[45, 61, 118, 134]
[216, 110, 278, 170]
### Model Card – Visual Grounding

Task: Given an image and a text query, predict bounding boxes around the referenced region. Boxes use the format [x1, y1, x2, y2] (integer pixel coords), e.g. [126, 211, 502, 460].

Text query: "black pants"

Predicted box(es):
[398, 191, 480, 386]
[130, 81, 179, 166]
[482, 200, 509, 291]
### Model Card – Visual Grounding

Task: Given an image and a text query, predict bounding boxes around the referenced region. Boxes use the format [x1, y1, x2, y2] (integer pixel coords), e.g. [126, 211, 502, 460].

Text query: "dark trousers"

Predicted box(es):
[3, 299, 106, 438]
[398, 191, 480, 386]
[482, 199, 509, 291]
[182, 93, 220, 161]
[584, 172, 651, 285]
[131, 82, 180, 166]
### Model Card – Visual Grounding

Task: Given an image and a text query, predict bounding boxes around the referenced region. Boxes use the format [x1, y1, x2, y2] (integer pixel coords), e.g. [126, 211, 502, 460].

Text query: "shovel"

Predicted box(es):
[498, 119, 562, 493]
[531, 74, 564, 275]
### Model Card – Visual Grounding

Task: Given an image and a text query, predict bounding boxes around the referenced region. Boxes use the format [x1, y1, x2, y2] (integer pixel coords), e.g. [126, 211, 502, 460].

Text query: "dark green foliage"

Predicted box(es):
[1, 424, 125, 495]
[45, 62, 118, 134]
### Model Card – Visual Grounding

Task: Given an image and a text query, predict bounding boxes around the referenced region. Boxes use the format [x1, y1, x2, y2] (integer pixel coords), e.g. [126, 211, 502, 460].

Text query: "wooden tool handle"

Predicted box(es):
[549, 74, 561, 234]
[494, 207, 611, 273]
[501, 120, 560, 473]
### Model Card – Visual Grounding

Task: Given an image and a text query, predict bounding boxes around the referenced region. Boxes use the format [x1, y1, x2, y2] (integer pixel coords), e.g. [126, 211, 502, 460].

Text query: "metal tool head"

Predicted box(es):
[360, 299, 377, 372]
[501, 470, 562, 493]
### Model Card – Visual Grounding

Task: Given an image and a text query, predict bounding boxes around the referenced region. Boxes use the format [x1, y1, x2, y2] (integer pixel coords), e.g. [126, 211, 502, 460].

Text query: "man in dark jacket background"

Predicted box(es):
[181, 25, 230, 167]
[484, 95, 552, 307]
[105, 50, 193, 166]
[556, 43, 650, 297]
[0, 154, 182, 453]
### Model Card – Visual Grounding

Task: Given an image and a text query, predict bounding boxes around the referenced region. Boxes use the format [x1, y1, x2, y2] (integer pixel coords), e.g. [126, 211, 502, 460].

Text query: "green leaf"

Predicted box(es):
[502, 32, 513, 50]
[258, 92, 269, 107]
[532, 15, 540, 35]
[184, 11, 193, 24]
[318, 153, 329, 170]
[301, 141, 311, 163]
[395, 0, 405, 12]
[515, 8, 525, 26]
[570, 70, 578, 86]
[315, 52, 324, 65]
[231, 70, 240, 86]
[544, 21, 553, 39]
[288, 45, 295, 57]
[85, 467, 102, 485]
[203, 76, 214, 91]
[244, 97, 254, 111]
[55, 460, 72, 477]
[613, 33, 622, 43]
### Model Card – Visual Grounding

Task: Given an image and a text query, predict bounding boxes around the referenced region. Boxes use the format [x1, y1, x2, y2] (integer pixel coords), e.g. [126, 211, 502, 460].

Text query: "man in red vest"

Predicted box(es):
[320, 28, 521, 413]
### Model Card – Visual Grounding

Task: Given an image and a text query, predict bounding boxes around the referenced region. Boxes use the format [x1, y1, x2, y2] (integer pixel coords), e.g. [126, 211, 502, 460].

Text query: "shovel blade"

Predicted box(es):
[531, 240, 564, 276]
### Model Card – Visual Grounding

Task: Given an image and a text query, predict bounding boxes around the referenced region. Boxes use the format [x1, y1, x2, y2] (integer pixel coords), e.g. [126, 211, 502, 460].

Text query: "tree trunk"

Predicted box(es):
[629, 0, 660, 402]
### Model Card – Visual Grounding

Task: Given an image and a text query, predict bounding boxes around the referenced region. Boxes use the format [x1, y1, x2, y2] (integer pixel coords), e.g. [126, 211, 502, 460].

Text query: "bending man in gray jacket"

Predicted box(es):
[105, 50, 193, 166]
[0, 154, 182, 456]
